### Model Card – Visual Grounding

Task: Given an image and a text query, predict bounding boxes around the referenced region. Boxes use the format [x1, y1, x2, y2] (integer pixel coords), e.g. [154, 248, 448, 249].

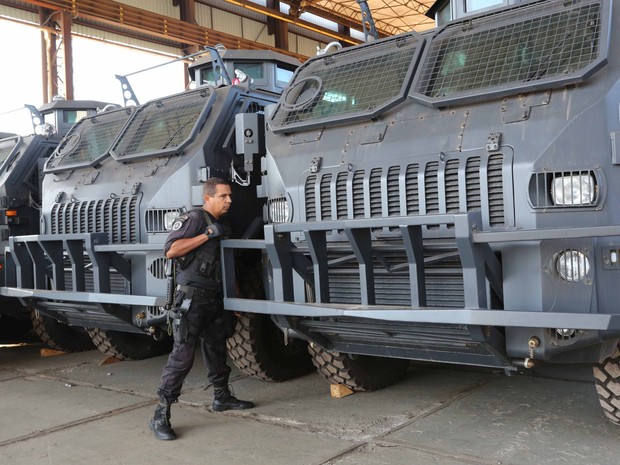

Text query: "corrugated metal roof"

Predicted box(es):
[280, 0, 436, 36]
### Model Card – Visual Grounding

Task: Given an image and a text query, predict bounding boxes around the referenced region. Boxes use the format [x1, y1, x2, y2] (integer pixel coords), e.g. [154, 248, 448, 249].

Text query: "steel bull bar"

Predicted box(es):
[1, 233, 165, 331]
[222, 212, 620, 331]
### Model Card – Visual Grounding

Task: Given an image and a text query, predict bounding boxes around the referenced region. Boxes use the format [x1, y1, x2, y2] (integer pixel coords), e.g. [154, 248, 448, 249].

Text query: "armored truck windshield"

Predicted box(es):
[414, 0, 609, 106]
[0, 136, 21, 174]
[44, 107, 134, 173]
[109, 87, 215, 161]
[270, 33, 422, 133]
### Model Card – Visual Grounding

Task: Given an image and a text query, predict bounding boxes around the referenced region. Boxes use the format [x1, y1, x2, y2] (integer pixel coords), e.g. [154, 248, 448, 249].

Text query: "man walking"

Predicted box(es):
[150, 177, 254, 441]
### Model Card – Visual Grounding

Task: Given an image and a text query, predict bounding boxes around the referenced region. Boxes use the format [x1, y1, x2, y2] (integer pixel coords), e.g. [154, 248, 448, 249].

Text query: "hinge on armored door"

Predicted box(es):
[486, 132, 501, 152]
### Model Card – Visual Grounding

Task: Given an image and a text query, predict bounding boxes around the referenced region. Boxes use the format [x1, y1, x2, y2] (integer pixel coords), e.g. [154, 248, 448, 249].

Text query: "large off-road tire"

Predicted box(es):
[593, 342, 620, 425]
[87, 328, 172, 361]
[31, 309, 95, 352]
[227, 313, 314, 381]
[308, 344, 410, 391]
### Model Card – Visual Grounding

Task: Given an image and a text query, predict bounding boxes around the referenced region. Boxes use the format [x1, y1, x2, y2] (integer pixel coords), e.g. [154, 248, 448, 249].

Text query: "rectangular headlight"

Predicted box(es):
[551, 173, 596, 206]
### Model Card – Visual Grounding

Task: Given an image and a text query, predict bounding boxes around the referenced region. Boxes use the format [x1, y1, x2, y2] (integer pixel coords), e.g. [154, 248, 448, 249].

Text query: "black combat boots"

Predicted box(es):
[149, 398, 177, 440]
[212, 385, 255, 412]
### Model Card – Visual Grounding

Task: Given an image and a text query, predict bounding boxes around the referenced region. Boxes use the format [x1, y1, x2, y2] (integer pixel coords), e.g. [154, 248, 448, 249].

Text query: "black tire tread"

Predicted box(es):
[227, 313, 313, 382]
[31, 309, 94, 352]
[308, 343, 409, 392]
[87, 328, 171, 361]
[594, 344, 620, 425]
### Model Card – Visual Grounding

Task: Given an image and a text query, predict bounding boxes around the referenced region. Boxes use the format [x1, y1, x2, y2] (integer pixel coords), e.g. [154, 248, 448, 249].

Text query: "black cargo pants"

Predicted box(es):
[157, 286, 232, 402]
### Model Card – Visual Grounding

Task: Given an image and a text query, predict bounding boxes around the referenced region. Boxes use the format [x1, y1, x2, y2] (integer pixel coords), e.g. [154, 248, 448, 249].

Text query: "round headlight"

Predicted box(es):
[551, 174, 595, 206]
[556, 250, 590, 282]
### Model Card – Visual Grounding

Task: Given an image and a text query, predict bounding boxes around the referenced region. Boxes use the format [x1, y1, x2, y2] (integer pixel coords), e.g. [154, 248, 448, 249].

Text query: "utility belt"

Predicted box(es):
[171, 284, 225, 342]
[172, 284, 222, 320]
[175, 284, 223, 299]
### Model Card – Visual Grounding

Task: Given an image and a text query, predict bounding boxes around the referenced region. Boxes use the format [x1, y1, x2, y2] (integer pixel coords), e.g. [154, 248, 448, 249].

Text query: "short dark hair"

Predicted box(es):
[203, 177, 229, 197]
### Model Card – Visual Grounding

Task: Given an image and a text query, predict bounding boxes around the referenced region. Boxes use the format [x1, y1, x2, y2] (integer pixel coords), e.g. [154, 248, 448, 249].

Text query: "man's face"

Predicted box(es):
[204, 183, 232, 219]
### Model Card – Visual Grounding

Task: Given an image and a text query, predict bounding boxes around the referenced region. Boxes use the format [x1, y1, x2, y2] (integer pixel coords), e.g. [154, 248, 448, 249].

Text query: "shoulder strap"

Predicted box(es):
[191, 208, 213, 227]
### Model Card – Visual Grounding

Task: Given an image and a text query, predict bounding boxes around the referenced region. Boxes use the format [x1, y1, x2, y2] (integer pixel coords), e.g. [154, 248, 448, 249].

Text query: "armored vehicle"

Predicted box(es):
[0, 99, 110, 346]
[1, 49, 312, 378]
[217, 0, 620, 423]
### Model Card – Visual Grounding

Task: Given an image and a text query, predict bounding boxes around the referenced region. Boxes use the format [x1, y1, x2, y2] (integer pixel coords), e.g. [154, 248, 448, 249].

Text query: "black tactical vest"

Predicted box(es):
[175, 209, 228, 290]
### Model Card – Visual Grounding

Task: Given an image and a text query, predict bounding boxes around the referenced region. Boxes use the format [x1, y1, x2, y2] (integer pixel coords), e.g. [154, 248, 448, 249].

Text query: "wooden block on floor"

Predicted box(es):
[98, 355, 122, 366]
[330, 383, 354, 398]
[40, 348, 66, 357]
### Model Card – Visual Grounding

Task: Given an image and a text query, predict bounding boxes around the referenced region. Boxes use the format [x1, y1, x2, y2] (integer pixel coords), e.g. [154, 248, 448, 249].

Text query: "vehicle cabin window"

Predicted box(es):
[233, 62, 264, 80]
[63, 110, 89, 124]
[465, 0, 503, 12]
[276, 66, 295, 87]
[436, 3, 451, 26]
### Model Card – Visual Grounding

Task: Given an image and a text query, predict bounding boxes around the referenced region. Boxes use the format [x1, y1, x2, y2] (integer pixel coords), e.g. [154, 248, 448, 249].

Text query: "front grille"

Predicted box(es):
[304, 154, 507, 228]
[326, 248, 464, 307]
[51, 195, 140, 244]
[61, 256, 128, 294]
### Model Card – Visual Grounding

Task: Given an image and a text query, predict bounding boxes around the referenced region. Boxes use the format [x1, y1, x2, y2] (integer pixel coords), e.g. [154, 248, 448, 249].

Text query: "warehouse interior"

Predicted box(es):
[0, 0, 436, 104]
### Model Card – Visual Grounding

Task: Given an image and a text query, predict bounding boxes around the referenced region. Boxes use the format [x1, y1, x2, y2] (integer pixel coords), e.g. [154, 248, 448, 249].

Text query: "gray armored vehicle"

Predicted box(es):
[2, 49, 312, 379]
[218, 0, 620, 424]
[0, 99, 110, 346]
[7, 0, 620, 425]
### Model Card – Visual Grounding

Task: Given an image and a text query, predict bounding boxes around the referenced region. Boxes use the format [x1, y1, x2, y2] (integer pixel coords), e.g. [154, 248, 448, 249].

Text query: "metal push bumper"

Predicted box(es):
[222, 212, 620, 332]
[1, 233, 165, 331]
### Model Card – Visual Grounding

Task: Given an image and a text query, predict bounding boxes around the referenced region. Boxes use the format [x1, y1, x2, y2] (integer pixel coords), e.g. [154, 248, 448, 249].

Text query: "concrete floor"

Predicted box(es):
[1, 334, 619, 465]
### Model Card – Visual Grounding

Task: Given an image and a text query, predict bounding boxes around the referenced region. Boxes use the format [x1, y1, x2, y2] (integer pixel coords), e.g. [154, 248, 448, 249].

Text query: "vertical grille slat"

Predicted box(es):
[487, 154, 505, 227]
[353, 171, 365, 218]
[369, 168, 382, 217]
[405, 164, 420, 215]
[336, 172, 348, 219]
[320, 174, 332, 220]
[466, 157, 482, 210]
[445, 159, 460, 213]
[304, 175, 317, 221]
[424, 162, 440, 214]
[387, 166, 400, 216]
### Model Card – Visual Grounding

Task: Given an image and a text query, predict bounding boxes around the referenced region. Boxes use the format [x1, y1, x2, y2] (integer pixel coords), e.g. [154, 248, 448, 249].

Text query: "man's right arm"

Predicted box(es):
[165, 234, 210, 259]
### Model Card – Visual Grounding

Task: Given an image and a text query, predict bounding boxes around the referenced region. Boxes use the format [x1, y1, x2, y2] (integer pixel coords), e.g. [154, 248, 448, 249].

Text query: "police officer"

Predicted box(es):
[149, 177, 254, 441]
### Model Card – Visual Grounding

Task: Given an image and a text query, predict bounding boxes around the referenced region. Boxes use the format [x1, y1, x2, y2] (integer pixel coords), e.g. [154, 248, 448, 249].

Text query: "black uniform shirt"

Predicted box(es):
[164, 209, 216, 256]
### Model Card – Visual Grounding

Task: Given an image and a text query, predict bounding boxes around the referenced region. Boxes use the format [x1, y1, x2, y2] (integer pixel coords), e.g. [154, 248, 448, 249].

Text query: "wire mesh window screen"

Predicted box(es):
[414, 0, 606, 106]
[0, 136, 20, 170]
[270, 33, 422, 133]
[110, 88, 213, 161]
[45, 107, 134, 173]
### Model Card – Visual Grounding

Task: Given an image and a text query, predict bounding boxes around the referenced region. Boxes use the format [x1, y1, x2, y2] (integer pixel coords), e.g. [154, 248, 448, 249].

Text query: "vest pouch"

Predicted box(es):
[199, 251, 217, 279]
[175, 251, 195, 270]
